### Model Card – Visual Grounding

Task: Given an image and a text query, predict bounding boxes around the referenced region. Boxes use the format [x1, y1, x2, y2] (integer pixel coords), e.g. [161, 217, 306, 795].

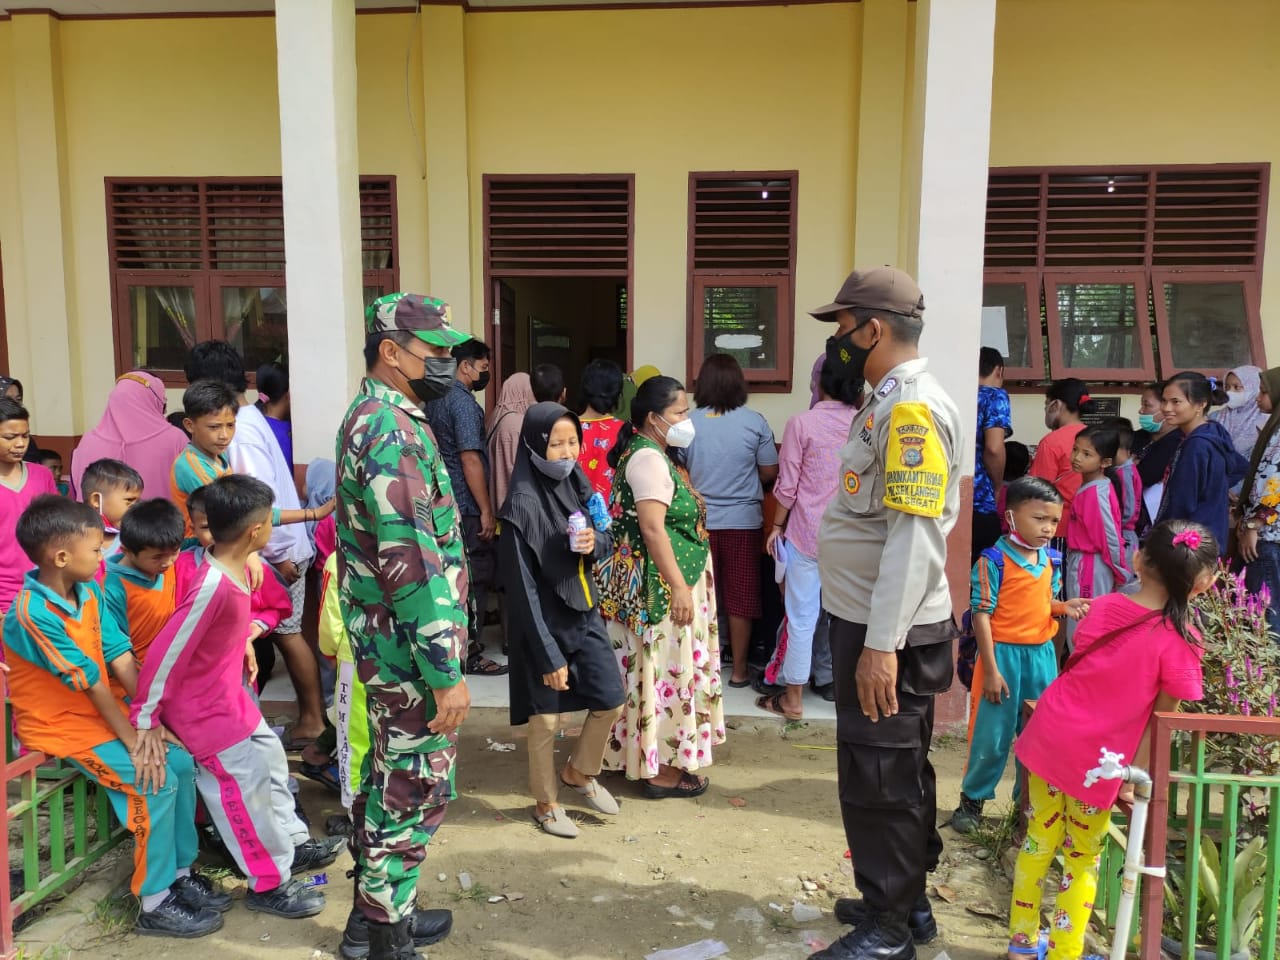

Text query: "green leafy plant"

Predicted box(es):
[1164, 834, 1268, 954]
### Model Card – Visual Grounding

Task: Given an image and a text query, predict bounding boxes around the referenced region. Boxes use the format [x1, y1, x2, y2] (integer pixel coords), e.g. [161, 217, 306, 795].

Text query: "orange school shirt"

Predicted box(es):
[2, 573, 133, 757]
[170, 443, 232, 537]
[102, 556, 177, 665]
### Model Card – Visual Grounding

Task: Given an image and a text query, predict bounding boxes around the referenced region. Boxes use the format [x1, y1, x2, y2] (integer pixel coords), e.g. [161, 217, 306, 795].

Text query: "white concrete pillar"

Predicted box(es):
[275, 0, 366, 465]
[9, 12, 78, 436]
[906, 0, 997, 450]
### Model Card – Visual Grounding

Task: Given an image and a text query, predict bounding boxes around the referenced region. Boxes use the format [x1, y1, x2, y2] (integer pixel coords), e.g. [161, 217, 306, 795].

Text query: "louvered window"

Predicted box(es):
[484, 177, 631, 275]
[688, 172, 797, 390]
[107, 176, 398, 382]
[983, 164, 1267, 382]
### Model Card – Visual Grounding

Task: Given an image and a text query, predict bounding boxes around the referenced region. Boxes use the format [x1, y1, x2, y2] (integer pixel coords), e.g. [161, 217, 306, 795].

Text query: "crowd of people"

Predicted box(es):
[0, 267, 1275, 960]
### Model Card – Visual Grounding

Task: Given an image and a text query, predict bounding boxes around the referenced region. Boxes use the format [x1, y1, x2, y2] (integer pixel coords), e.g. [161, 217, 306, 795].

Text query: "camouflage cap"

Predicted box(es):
[365, 293, 472, 348]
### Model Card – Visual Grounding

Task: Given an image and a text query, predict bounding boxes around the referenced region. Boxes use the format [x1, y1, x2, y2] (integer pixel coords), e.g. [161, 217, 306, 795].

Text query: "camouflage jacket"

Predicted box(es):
[335, 376, 468, 748]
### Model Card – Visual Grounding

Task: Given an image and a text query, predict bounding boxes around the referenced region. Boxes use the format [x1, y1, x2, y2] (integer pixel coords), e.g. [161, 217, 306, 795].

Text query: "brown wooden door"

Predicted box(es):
[491, 277, 517, 394]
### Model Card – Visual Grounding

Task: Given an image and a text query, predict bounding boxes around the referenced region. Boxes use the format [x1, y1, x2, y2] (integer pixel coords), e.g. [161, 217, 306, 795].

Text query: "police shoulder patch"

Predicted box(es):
[883, 401, 948, 518]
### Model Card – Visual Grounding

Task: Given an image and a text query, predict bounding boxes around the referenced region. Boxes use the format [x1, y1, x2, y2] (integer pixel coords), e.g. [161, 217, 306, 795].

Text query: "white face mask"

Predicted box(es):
[659, 415, 696, 449]
[1225, 389, 1250, 409]
[1005, 512, 1040, 551]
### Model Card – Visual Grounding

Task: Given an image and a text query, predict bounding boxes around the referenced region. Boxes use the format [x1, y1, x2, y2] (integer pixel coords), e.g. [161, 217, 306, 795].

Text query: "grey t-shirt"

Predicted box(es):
[685, 405, 779, 530]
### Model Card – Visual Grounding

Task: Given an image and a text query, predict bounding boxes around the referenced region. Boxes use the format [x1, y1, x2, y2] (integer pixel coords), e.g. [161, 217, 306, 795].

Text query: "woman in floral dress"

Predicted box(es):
[597, 375, 725, 798]
[1236, 366, 1280, 638]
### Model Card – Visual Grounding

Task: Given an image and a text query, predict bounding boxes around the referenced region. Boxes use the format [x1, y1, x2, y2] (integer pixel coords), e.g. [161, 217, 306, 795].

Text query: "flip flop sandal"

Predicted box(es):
[756, 692, 803, 721]
[299, 759, 341, 794]
[466, 653, 509, 676]
[560, 772, 620, 815]
[643, 771, 709, 800]
[533, 806, 580, 839]
[280, 725, 318, 752]
[727, 677, 753, 689]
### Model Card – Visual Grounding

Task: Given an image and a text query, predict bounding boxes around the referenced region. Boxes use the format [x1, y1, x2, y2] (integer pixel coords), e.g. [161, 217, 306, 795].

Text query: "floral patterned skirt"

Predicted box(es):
[601, 560, 726, 781]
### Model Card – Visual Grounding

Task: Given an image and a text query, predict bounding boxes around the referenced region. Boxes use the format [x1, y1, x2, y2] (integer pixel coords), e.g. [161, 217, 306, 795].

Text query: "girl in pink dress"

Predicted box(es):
[1065, 425, 1132, 645]
[1009, 520, 1213, 960]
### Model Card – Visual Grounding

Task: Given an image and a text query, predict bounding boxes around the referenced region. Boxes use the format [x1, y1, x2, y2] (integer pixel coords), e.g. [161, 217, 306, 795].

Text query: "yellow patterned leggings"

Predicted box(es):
[1009, 773, 1112, 960]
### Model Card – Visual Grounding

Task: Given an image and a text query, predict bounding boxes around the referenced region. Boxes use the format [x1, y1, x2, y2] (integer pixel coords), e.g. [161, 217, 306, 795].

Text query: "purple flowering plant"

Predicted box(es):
[1188, 566, 1280, 828]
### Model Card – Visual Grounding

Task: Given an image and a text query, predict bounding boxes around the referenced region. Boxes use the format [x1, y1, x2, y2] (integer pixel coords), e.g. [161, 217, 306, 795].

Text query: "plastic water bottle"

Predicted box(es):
[568, 511, 588, 551]
[586, 491, 612, 531]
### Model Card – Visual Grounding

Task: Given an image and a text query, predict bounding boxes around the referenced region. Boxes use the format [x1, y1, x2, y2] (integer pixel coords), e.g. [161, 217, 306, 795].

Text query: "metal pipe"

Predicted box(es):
[1084, 748, 1166, 960]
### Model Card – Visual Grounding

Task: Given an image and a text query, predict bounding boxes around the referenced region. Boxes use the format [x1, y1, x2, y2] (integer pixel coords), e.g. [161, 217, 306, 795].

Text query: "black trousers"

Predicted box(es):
[971, 511, 1003, 563]
[830, 616, 954, 918]
[462, 515, 497, 654]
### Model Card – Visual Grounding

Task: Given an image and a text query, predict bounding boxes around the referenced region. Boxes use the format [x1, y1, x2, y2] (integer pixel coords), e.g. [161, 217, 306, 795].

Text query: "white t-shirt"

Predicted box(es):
[229, 404, 313, 566]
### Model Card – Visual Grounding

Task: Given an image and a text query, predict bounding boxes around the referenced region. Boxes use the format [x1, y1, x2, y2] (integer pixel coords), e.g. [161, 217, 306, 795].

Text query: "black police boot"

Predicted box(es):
[810, 910, 916, 960]
[833, 894, 938, 943]
[367, 917, 422, 960]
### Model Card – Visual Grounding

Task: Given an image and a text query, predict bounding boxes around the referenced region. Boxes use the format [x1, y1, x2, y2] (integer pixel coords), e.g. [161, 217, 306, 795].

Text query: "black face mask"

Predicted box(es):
[470, 371, 491, 394]
[407, 357, 457, 404]
[826, 323, 878, 385]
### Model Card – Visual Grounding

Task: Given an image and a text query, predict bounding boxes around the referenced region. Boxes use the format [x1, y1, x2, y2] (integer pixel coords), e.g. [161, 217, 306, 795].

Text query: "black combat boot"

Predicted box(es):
[341, 907, 453, 958]
[367, 917, 421, 960]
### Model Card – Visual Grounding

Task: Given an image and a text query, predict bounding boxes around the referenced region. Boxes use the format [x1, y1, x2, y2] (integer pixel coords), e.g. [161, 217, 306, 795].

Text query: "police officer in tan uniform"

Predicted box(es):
[810, 267, 964, 960]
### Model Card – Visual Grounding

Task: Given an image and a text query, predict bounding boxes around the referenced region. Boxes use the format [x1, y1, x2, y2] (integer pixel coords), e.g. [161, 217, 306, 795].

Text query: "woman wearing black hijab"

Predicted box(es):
[499, 401, 625, 839]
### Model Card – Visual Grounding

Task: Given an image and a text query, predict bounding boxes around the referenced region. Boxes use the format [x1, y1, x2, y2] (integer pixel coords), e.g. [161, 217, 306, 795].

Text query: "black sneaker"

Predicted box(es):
[292, 835, 346, 873]
[245, 879, 326, 919]
[173, 873, 233, 914]
[810, 680, 836, 702]
[834, 895, 938, 943]
[950, 794, 984, 834]
[340, 907, 454, 958]
[135, 891, 224, 938]
[811, 913, 916, 960]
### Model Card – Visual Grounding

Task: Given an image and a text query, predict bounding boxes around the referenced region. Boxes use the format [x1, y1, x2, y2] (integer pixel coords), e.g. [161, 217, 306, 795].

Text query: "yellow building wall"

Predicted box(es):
[3, 0, 1278, 442]
[990, 0, 1280, 441]
[463, 3, 862, 429]
[0, 12, 435, 430]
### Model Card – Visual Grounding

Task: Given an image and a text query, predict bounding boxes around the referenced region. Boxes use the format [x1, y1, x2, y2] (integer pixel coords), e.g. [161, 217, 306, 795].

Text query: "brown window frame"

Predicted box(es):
[1150, 269, 1266, 379]
[985, 163, 1269, 385]
[687, 171, 798, 393]
[107, 175, 399, 385]
[982, 270, 1045, 381]
[1043, 270, 1157, 382]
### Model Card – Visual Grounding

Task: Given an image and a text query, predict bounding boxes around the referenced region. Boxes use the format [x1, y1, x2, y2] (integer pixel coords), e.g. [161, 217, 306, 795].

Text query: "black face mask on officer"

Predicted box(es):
[826, 318, 880, 385]
[407, 357, 458, 404]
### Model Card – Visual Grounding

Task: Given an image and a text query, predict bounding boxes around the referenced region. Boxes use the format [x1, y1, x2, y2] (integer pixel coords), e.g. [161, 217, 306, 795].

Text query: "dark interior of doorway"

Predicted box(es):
[495, 276, 628, 403]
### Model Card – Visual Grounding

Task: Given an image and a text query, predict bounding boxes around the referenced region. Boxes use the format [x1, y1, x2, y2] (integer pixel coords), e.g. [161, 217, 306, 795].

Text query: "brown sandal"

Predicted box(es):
[756, 692, 802, 721]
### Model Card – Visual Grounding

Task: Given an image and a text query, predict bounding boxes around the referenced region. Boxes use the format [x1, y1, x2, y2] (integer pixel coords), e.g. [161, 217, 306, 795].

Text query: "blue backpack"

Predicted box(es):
[957, 545, 1062, 690]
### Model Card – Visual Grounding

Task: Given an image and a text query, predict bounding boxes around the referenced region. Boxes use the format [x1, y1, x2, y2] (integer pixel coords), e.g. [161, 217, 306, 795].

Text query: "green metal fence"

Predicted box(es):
[2, 704, 127, 959]
[1094, 712, 1280, 960]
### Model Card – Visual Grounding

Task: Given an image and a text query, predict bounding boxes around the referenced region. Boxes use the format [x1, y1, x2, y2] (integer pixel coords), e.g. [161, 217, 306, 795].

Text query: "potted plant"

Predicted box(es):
[1161, 833, 1267, 960]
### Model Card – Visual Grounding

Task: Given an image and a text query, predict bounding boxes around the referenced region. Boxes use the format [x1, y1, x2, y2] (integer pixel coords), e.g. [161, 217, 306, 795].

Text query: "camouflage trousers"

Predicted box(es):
[352, 739, 456, 923]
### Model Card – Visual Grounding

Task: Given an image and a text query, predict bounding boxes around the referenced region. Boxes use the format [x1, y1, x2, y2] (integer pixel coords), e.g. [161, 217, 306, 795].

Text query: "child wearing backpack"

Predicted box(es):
[951, 477, 1090, 834]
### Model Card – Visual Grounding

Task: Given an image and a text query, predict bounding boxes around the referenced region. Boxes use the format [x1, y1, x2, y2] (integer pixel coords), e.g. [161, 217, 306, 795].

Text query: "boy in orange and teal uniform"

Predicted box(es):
[951, 476, 1089, 834]
[2, 495, 226, 938]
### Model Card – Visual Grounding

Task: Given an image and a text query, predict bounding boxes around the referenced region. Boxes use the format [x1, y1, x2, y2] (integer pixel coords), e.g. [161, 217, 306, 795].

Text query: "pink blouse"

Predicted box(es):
[774, 400, 858, 558]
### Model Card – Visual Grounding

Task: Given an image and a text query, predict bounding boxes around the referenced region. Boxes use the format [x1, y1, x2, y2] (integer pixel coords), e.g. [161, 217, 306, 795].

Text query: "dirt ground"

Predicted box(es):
[39, 709, 1021, 960]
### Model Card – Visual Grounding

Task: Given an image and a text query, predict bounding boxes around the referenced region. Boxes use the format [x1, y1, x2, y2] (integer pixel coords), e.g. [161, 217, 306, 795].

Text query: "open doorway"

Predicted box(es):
[492, 277, 628, 402]
[483, 175, 634, 402]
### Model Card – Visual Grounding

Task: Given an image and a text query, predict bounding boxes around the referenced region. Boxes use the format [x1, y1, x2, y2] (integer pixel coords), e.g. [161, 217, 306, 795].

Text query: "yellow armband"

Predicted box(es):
[883, 402, 948, 518]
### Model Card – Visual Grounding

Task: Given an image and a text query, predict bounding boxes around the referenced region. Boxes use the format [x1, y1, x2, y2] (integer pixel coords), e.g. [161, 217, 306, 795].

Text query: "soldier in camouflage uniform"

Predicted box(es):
[335, 293, 473, 960]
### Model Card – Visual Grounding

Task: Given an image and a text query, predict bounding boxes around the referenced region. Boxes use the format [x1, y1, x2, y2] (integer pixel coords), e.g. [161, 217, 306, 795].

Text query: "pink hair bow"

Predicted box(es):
[1172, 529, 1202, 550]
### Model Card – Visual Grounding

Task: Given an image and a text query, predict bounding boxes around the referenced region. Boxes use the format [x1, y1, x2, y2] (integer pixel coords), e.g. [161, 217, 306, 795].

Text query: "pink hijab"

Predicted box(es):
[486, 373, 537, 509]
[71, 371, 189, 502]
